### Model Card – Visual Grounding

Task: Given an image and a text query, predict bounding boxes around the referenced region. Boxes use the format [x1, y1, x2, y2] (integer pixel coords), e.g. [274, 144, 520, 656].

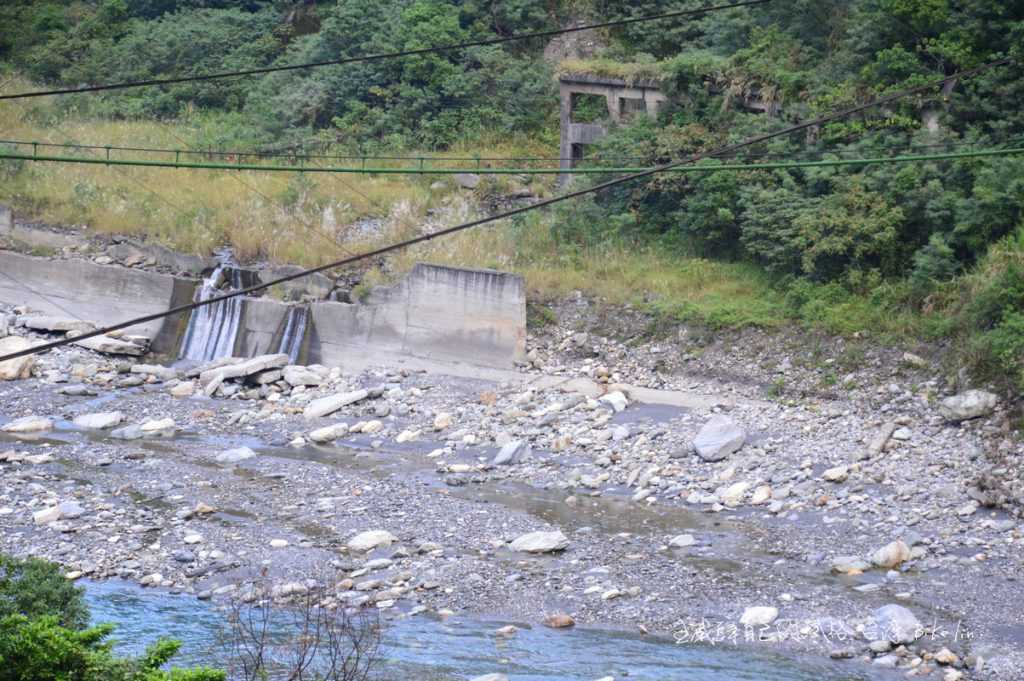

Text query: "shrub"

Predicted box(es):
[0, 555, 88, 630]
[0, 615, 225, 681]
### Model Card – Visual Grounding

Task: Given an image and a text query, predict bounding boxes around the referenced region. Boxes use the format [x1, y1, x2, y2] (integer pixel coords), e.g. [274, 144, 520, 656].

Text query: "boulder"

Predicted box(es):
[823, 465, 849, 483]
[864, 604, 923, 644]
[2, 415, 53, 433]
[510, 530, 569, 553]
[347, 530, 398, 552]
[454, 173, 480, 189]
[871, 540, 911, 569]
[140, 418, 175, 433]
[830, 556, 870, 574]
[692, 415, 746, 462]
[309, 423, 349, 444]
[74, 334, 147, 356]
[169, 381, 195, 398]
[740, 606, 779, 627]
[73, 411, 124, 430]
[283, 365, 325, 387]
[33, 505, 62, 525]
[199, 354, 289, 388]
[493, 440, 530, 466]
[599, 391, 629, 413]
[669, 534, 696, 548]
[304, 389, 369, 419]
[0, 336, 35, 380]
[216, 446, 256, 464]
[938, 390, 998, 422]
[543, 613, 575, 628]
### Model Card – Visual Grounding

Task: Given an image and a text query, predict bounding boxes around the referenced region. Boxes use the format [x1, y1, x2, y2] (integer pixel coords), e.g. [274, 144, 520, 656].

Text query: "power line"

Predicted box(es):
[0, 57, 1012, 364]
[3, 133, 1018, 167]
[2, 146, 1021, 175]
[0, 0, 769, 101]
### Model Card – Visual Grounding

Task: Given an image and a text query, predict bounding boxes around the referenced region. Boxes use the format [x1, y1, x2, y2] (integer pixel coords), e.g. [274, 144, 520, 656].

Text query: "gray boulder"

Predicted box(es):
[216, 446, 257, 464]
[864, 604, 923, 644]
[938, 390, 998, 422]
[692, 415, 746, 462]
[509, 530, 569, 553]
[493, 440, 530, 466]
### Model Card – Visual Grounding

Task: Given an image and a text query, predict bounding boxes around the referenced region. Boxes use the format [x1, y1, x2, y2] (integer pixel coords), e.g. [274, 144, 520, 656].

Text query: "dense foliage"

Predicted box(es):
[0, 0, 562, 150]
[0, 555, 223, 681]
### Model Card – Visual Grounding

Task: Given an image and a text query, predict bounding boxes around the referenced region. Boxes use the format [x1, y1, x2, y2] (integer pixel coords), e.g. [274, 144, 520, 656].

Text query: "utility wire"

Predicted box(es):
[2, 146, 1022, 175]
[0, 57, 1012, 363]
[0, 0, 769, 101]
[3, 133, 1018, 167]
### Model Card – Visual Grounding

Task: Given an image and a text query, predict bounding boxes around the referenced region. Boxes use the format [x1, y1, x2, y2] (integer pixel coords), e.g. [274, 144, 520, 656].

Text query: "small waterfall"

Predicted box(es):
[179, 255, 244, 362]
[278, 305, 308, 364]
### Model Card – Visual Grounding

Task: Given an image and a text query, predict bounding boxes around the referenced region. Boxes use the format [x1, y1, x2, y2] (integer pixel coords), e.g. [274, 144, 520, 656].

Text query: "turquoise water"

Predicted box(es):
[85, 581, 890, 681]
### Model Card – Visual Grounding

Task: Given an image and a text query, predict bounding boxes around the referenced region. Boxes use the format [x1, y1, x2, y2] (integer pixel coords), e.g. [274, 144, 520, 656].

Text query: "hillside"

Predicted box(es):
[1, 0, 1023, 394]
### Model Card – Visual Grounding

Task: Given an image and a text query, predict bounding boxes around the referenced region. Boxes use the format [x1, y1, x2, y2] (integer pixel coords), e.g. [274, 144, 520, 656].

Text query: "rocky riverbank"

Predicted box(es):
[1, 298, 1022, 681]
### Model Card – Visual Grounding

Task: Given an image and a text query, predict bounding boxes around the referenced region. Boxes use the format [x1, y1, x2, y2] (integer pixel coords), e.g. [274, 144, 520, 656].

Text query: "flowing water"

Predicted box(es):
[278, 305, 308, 364]
[85, 581, 893, 681]
[180, 254, 244, 362]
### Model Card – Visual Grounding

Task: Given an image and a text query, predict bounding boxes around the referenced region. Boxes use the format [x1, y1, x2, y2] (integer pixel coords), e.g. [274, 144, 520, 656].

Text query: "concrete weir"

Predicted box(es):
[0, 242, 527, 369]
[0, 250, 196, 353]
[309, 264, 527, 369]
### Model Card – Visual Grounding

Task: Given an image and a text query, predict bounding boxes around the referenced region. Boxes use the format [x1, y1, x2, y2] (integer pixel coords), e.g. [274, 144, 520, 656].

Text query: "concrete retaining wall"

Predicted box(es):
[236, 298, 292, 358]
[309, 263, 526, 369]
[0, 251, 196, 353]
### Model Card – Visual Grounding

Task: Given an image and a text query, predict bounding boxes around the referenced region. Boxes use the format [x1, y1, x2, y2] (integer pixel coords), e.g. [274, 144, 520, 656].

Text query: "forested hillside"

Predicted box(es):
[1, 0, 1023, 391]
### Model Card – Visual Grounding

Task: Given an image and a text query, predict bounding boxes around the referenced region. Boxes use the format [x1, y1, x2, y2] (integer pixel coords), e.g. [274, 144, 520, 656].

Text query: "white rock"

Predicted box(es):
[304, 390, 369, 419]
[823, 465, 849, 483]
[347, 530, 398, 552]
[493, 440, 530, 466]
[74, 334, 147, 356]
[468, 674, 508, 681]
[270, 539, 289, 548]
[669, 534, 696, 548]
[692, 415, 746, 462]
[599, 391, 629, 413]
[395, 429, 420, 444]
[433, 412, 453, 431]
[216, 446, 256, 464]
[169, 381, 195, 398]
[871, 540, 911, 568]
[33, 505, 62, 525]
[183, 533, 204, 545]
[309, 423, 349, 444]
[2, 415, 53, 433]
[140, 418, 175, 433]
[864, 604, 923, 644]
[938, 390, 998, 422]
[0, 336, 36, 380]
[283, 365, 325, 387]
[721, 481, 750, 506]
[73, 411, 124, 430]
[739, 606, 779, 627]
[510, 530, 569, 553]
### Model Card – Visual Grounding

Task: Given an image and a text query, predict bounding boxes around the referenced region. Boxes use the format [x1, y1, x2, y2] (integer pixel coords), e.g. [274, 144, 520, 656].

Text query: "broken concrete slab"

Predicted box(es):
[73, 334, 148, 356]
[304, 389, 370, 419]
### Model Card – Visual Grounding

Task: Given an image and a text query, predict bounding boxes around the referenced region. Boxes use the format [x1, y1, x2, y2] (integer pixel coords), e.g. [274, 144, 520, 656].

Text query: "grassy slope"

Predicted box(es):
[4, 78, 1020, 392]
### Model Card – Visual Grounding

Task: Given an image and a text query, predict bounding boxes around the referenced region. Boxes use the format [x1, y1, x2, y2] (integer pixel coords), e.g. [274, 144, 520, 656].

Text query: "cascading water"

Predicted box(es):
[278, 305, 308, 364]
[179, 253, 244, 362]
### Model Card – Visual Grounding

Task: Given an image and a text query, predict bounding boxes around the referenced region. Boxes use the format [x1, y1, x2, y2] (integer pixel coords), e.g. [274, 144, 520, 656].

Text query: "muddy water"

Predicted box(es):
[85, 580, 890, 681]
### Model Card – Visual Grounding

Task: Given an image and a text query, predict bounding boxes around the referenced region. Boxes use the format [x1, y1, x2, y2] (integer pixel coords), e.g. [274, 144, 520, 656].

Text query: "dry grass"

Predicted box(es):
[0, 77, 557, 268]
